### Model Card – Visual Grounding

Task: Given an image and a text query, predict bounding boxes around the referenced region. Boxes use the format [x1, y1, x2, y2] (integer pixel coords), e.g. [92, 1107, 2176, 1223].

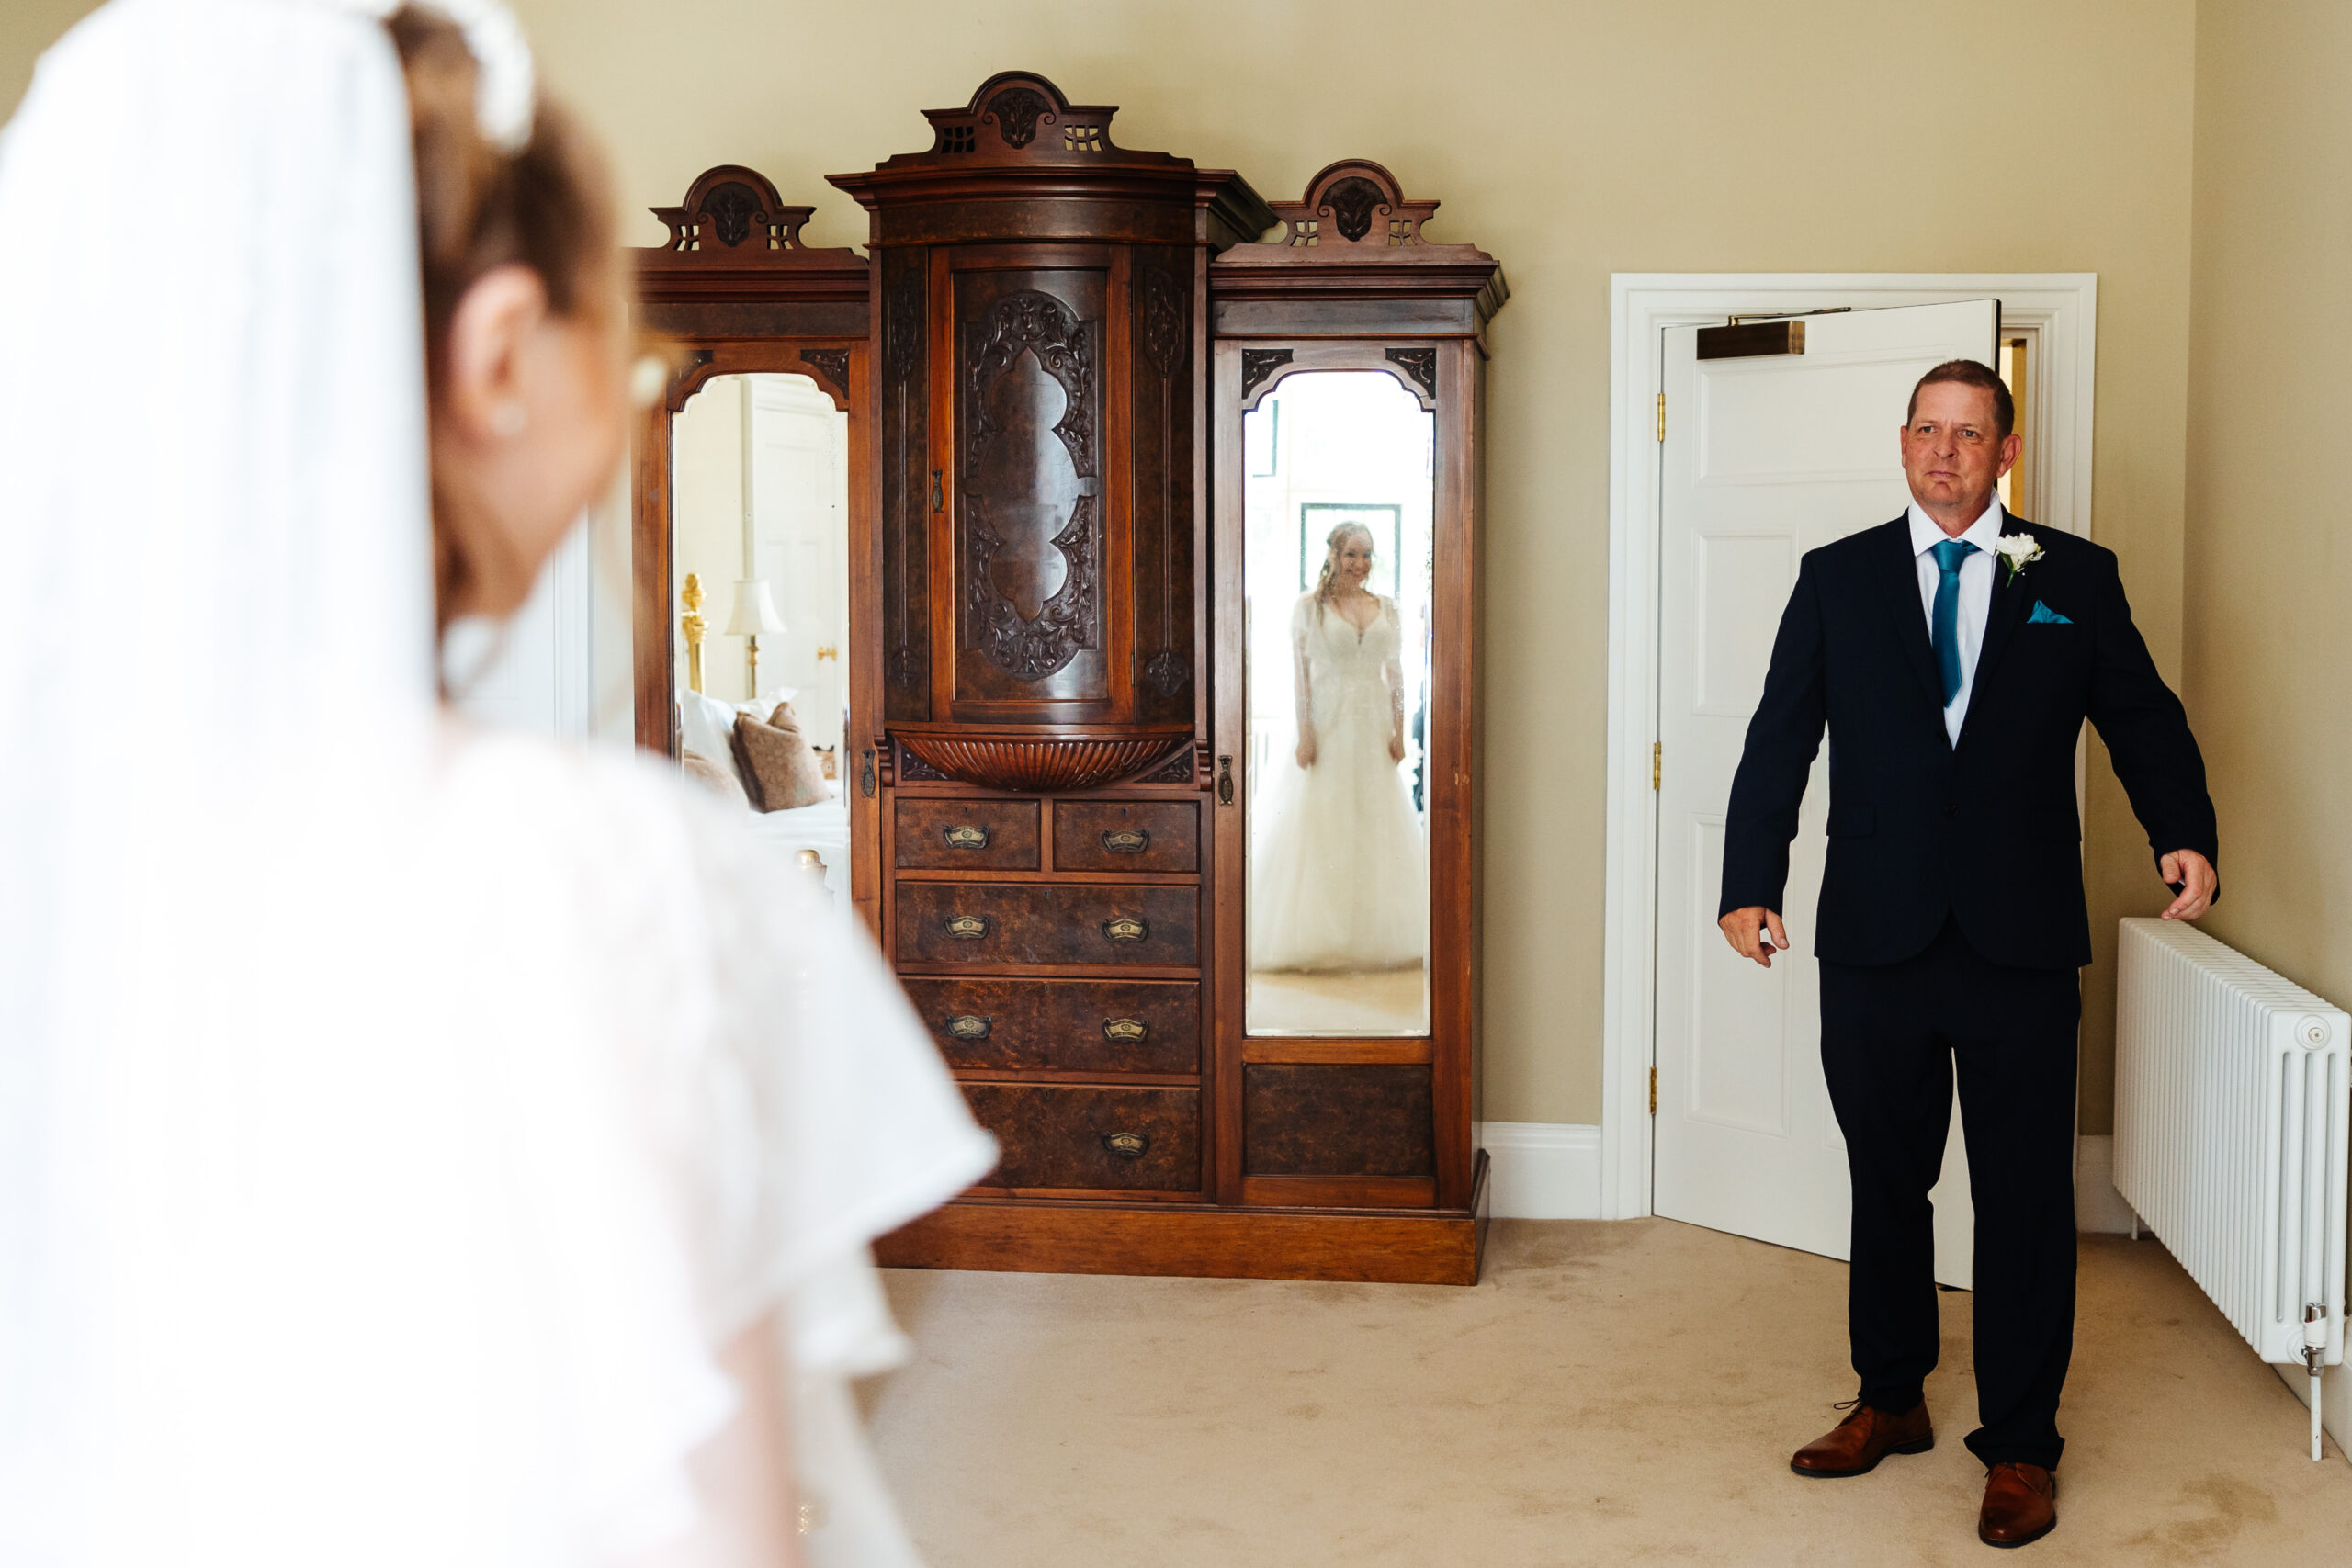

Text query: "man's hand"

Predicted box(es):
[1719, 906, 1790, 967]
[2158, 849, 2217, 921]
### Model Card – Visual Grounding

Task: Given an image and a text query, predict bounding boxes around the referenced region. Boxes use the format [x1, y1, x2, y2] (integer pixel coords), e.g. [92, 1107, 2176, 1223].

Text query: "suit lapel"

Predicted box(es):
[1870, 517, 1946, 717]
[1956, 510, 2036, 753]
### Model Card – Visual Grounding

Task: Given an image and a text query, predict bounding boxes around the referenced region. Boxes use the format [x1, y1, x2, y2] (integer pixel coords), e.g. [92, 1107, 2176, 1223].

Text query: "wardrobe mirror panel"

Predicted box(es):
[670, 371, 851, 816]
[1243, 369, 1433, 1037]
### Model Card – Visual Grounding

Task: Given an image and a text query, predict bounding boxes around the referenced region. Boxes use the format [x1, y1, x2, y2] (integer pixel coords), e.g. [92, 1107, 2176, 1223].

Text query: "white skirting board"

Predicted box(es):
[2074, 1134, 2138, 1235]
[1484, 1127, 2272, 1241]
[1476, 1123, 1604, 1220]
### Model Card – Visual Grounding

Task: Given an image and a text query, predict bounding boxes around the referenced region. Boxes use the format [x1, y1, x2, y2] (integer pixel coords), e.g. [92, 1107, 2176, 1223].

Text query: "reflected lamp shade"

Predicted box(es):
[723, 578, 787, 638]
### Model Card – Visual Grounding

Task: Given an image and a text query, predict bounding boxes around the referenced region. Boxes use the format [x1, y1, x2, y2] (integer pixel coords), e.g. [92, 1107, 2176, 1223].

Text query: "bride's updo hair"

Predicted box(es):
[1312, 522, 1377, 615]
[386, 5, 616, 624]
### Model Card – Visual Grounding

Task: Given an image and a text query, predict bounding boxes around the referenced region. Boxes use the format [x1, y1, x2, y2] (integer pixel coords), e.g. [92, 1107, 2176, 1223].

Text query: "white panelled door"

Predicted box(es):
[1653, 301, 1998, 1288]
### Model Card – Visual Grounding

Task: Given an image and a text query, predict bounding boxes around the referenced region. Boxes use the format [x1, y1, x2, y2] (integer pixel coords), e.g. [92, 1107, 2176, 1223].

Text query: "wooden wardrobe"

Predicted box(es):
[635, 73, 1505, 1285]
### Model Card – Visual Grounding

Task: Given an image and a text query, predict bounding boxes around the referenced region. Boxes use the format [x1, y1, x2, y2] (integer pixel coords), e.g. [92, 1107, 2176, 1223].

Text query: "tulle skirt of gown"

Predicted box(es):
[1249, 696, 1428, 973]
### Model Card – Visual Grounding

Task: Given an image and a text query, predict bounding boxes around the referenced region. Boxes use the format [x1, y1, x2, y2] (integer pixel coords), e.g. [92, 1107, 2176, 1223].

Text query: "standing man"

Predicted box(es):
[1718, 360, 2216, 1549]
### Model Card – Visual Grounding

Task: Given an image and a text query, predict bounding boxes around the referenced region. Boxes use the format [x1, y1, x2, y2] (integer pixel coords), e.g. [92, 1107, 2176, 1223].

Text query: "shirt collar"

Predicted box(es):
[1907, 498, 2006, 558]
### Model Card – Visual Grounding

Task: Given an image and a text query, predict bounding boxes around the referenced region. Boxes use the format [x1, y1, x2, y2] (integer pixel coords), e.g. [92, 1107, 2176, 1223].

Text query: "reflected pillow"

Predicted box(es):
[679, 688, 748, 788]
[731, 701, 830, 812]
[681, 747, 752, 810]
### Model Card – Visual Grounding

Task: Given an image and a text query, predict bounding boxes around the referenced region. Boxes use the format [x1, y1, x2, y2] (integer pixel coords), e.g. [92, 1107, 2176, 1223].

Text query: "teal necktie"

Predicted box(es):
[1930, 537, 1976, 706]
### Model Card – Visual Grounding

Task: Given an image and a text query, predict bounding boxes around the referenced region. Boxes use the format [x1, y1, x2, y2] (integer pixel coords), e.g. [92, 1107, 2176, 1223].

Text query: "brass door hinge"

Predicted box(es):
[1649, 1067, 1657, 1116]
[1656, 392, 1666, 442]
[1652, 741, 1661, 791]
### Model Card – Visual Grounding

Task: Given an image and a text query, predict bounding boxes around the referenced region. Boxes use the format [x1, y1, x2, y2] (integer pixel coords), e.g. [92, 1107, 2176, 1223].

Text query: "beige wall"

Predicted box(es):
[2182, 2, 2352, 1048]
[5, 1, 2211, 1130]
[0, 0, 95, 119]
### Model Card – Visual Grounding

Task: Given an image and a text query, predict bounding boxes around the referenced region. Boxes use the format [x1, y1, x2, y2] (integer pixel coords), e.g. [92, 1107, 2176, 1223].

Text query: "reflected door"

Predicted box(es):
[1242, 371, 1433, 1037]
[1652, 301, 1997, 1287]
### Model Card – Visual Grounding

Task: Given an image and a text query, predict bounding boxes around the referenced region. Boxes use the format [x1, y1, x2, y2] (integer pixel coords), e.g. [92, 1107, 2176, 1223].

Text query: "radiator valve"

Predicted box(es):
[2305, 1303, 2329, 1461]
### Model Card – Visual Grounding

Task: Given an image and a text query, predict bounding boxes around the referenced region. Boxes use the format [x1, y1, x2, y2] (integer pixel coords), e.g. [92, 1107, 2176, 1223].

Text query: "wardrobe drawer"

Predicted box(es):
[894, 798, 1040, 870]
[962, 1084, 1201, 1192]
[1052, 800, 1199, 873]
[901, 977, 1200, 1073]
[895, 882, 1199, 967]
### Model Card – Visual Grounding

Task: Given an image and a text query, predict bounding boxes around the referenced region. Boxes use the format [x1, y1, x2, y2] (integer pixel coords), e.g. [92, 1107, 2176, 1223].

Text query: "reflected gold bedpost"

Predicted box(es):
[680, 572, 707, 695]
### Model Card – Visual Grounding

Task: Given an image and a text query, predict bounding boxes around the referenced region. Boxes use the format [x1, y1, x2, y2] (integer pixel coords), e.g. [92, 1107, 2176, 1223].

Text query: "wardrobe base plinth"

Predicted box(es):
[876, 1151, 1489, 1285]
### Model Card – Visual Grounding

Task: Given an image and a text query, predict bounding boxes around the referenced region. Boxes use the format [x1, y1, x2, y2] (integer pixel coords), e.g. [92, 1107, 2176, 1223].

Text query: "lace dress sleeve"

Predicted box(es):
[1292, 593, 1316, 743]
[672, 783, 996, 1567]
[1383, 598, 1407, 735]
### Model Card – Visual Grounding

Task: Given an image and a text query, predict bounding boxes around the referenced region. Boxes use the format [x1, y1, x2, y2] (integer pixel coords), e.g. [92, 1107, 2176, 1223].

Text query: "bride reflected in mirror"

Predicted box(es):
[1248, 522, 1430, 1011]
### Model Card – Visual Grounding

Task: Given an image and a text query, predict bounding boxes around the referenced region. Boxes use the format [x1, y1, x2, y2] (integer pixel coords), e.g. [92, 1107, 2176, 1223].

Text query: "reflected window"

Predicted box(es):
[1244, 370, 1433, 1036]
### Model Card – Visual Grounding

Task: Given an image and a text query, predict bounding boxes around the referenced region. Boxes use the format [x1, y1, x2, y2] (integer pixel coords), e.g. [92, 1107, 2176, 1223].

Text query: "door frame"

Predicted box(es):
[1600, 273, 2098, 1219]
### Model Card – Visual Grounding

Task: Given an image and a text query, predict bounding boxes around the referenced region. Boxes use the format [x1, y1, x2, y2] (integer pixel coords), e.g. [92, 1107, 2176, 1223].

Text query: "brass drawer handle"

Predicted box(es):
[942, 914, 992, 941]
[1102, 1016, 1148, 1043]
[943, 824, 989, 851]
[1100, 829, 1150, 854]
[1100, 917, 1148, 943]
[1100, 1130, 1150, 1159]
[944, 1014, 993, 1041]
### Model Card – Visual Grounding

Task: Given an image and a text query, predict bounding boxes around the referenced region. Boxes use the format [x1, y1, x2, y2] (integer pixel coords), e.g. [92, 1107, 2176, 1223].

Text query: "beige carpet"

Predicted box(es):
[871, 1222, 2352, 1566]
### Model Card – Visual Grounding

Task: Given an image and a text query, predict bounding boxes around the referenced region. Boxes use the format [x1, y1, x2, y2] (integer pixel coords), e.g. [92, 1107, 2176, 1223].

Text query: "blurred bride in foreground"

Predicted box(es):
[0, 3, 992, 1565]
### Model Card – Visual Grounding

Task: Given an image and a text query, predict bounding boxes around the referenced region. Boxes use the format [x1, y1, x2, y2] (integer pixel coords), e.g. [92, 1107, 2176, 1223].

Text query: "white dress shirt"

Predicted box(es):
[1907, 499, 2005, 746]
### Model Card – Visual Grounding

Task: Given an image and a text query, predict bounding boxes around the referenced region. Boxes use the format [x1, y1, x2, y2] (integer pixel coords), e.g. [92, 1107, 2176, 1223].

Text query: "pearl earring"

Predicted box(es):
[492, 403, 527, 436]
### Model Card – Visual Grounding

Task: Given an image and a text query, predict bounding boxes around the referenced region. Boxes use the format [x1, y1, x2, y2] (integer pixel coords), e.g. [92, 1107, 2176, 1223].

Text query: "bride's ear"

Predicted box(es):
[440, 263, 550, 443]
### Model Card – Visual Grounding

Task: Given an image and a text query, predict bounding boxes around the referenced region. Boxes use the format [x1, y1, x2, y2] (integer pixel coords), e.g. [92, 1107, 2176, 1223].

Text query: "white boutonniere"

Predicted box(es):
[1993, 532, 2044, 586]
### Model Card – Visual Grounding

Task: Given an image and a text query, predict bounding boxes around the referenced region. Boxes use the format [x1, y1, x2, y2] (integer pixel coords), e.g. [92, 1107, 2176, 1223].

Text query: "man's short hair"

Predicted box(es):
[1906, 359, 2014, 441]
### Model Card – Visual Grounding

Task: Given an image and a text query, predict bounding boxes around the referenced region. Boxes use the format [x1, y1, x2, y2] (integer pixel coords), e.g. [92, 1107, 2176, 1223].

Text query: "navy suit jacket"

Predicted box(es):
[1718, 513, 2217, 971]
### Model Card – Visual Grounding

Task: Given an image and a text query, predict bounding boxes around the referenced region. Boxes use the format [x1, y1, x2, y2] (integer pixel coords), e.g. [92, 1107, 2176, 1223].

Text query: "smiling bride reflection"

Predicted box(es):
[1245, 369, 1433, 1036]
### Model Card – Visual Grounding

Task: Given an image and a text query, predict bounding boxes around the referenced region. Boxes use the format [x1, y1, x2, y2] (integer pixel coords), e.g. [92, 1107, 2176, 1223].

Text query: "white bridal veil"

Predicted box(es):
[0, 3, 992, 1564]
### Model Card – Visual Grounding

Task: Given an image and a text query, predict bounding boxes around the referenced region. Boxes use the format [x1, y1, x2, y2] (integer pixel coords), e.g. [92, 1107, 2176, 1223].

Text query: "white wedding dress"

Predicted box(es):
[0, 6, 994, 1565]
[1248, 593, 1429, 971]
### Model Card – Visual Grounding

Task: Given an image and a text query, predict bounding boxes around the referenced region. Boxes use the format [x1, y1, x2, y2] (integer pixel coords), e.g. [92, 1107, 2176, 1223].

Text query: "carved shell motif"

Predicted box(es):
[703, 181, 763, 246]
[986, 87, 1053, 148]
[1320, 176, 1387, 243]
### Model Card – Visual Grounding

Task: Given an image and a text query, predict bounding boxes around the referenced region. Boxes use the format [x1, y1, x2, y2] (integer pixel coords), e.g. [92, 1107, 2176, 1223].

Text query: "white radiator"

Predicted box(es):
[2115, 917, 2349, 1459]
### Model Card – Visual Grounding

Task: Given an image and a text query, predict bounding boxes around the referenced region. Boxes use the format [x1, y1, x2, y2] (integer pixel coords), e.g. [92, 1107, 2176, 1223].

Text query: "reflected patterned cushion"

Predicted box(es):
[681, 747, 752, 810]
[731, 702, 830, 812]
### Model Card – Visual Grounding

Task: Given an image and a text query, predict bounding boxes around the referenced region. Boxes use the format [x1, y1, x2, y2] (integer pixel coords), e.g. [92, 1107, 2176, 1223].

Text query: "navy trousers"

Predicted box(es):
[1818, 915, 2081, 1471]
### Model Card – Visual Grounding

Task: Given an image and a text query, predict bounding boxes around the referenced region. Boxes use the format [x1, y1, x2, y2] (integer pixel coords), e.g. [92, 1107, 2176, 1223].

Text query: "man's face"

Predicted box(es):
[1900, 381, 2022, 515]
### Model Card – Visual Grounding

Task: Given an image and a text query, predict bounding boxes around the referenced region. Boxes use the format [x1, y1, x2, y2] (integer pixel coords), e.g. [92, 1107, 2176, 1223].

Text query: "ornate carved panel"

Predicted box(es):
[1241, 347, 1292, 400]
[797, 347, 850, 398]
[1385, 345, 1438, 399]
[1138, 260, 1191, 709]
[881, 249, 931, 716]
[956, 282, 1103, 687]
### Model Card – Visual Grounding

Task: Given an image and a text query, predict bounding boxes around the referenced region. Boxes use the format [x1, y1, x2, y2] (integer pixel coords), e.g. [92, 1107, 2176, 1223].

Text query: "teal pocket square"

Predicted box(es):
[2028, 601, 2073, 625]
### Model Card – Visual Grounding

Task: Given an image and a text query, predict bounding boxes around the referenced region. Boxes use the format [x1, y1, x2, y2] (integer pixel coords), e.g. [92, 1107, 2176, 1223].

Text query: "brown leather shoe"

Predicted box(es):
[1789, 1401, 1934, 1477]
[1978, 1462, 2057, 1548]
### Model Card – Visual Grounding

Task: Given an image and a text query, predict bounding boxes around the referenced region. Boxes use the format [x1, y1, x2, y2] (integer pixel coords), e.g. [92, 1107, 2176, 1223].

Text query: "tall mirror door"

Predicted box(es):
[1243, 369, 1435, 1036]
[669, 371, 854, 886]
